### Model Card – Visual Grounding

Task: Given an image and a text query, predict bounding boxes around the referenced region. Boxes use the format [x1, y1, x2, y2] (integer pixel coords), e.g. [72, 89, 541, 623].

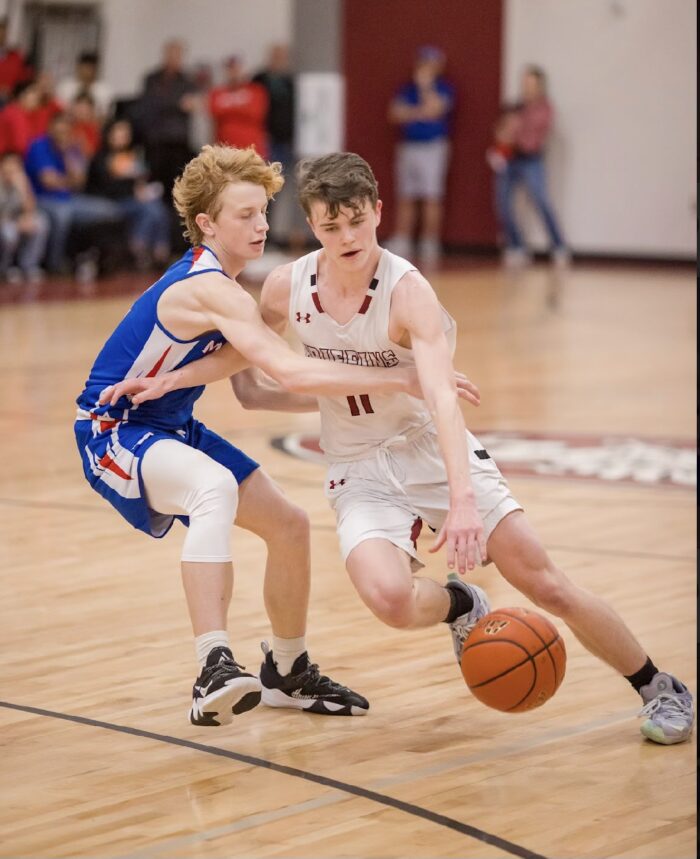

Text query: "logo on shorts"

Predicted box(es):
[329, 479, 346, 490]
[296, 312, 311, 324]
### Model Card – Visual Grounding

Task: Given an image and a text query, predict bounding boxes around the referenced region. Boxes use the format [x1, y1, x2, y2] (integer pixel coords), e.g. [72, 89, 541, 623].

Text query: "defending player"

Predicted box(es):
[104, 153, 694, 745]
[76, 145, 479, 727]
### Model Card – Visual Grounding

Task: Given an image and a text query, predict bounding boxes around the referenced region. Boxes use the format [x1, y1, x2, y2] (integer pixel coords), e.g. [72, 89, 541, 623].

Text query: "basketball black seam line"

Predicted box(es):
[464, 636, 559, 696]
[0, 700, 550, 859]
[497, 613, 561, 690]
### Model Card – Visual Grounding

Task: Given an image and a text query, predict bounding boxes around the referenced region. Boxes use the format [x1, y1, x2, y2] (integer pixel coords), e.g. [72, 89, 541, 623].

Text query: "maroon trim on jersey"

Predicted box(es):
[310, 272, 324, 313]
[358, 277, 379, 315]
[410, 516, 423, 549]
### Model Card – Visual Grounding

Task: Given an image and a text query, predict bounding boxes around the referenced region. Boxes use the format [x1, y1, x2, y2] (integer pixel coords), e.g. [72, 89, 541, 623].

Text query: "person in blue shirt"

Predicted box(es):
[24, 111, 118, 273]
[386, 45, 454, 267]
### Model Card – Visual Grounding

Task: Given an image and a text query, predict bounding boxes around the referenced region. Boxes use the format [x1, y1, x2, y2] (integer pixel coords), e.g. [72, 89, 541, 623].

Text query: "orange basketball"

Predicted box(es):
[460, 607, 566, 712]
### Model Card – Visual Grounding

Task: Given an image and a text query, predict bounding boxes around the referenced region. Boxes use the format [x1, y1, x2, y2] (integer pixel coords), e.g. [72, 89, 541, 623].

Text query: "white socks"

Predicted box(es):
[194, 631, 306, 675]
[272, 635, 307, 676]
[195, 630, 230, 668]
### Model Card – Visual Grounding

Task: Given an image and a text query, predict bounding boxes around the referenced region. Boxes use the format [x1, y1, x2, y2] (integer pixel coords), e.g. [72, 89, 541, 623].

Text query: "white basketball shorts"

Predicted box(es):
[325, 427, 522, 570]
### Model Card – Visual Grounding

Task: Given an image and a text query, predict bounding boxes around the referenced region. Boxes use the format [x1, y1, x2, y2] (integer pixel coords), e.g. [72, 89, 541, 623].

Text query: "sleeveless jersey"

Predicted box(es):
[289, 248, 456, 460]
[76, 246, 228, 431]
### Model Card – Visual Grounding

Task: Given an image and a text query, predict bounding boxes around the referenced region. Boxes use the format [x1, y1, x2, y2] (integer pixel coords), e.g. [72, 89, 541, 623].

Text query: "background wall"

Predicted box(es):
[343, 0, 503, 247]
[503, 0, 696, 258]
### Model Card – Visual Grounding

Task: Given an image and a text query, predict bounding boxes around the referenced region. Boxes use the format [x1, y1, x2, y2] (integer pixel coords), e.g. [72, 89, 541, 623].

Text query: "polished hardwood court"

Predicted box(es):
[0, 261, 695, 859]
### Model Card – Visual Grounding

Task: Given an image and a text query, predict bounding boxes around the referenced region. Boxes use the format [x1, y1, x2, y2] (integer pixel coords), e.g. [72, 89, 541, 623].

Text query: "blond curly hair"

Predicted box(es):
[173, 145, 284, 245]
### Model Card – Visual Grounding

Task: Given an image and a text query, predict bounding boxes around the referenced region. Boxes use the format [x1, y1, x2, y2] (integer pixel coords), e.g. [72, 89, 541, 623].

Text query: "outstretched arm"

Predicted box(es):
[392, 272, 486, 574]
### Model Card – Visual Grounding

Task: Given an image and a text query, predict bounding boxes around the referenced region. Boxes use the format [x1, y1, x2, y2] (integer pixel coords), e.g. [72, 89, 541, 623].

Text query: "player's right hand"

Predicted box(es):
[98, 375, 176, 407]
[454, 372, 480, 407]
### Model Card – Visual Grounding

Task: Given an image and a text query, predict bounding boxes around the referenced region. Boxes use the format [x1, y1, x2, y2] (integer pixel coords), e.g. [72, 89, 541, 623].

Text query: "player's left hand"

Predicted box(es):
[429, 500, 487, 574]
[98, 374, 176, 406]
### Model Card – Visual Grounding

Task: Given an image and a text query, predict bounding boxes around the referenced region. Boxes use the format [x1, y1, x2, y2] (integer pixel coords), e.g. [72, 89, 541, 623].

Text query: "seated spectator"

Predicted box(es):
[0, 150, 48, 282]
[56, 51, 113, 123]
[69, 93, 101, 158]
[0, 17, 32, 107]
[34, 71, 62, 132]
[88, 118, 170, 268]
[0, 80, 44, 155]
[24, 111, 120, 273]
[209, 56, 268, 155]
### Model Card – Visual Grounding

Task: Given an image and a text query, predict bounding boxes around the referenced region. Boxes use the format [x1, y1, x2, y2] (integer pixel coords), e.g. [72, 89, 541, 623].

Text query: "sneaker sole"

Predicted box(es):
[190, 677, 262, 726]
[261, 686, 368, 716]
[640, 719, 693, 745]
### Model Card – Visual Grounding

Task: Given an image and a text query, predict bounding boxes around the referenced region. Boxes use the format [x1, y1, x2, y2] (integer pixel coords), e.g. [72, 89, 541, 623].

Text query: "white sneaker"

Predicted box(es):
[502, 247, 530, 269]
[551, 247, 571, 269]
[638, 673, 694, 745]
[445, 574, 491, 662]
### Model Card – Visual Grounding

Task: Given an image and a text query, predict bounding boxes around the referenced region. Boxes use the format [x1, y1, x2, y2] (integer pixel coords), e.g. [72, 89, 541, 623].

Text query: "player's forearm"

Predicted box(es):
[279, 355, 412, 397]
[165, 344, 249, 390]
[428, 389, 476, 503]
[231, 369, 319, 413]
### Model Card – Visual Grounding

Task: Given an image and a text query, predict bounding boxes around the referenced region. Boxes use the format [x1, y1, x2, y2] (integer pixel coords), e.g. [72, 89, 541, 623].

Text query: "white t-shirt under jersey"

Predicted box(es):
[289, 248, 456, 461]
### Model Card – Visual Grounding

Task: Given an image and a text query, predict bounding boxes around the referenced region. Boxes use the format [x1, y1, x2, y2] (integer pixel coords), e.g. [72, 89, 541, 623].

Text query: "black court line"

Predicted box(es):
[0, 700, 549, 859]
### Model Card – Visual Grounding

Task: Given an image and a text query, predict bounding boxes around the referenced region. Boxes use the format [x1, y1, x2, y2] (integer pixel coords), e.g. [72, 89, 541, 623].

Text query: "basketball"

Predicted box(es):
[461, 607, 566, 712]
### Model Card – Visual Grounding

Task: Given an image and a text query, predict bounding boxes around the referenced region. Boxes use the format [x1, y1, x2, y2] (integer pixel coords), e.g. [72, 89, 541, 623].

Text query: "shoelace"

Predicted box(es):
[295, 662, 348, 694]
[638, 692, 692, 719]
[203, 657, 247, 684]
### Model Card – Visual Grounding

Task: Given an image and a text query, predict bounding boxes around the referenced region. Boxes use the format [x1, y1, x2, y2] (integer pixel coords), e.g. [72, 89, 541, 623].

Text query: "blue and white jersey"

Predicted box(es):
[76, 245, 227, 431]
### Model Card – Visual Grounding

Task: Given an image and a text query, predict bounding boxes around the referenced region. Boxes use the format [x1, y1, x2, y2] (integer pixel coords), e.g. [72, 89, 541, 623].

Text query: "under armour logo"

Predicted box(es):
[296, 312, 311, 323]
[484, 618, 509, 635]
[329, 479, 346, 490]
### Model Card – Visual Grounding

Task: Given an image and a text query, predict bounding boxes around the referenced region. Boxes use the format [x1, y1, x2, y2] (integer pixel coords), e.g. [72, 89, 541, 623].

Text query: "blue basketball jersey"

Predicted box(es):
[76, 245, 227, 431]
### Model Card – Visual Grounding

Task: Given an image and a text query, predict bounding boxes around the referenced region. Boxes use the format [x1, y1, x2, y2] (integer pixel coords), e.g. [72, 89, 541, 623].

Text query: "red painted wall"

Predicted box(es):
[342, 0, 503, 247]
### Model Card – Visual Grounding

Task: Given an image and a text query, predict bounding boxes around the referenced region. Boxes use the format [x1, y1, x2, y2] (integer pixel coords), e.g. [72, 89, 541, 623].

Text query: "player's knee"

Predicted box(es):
[366, 581, 414, 629]
[191, 468, 239, 522]
[526, 568, 575, 618]
[273, 501, 310, 543]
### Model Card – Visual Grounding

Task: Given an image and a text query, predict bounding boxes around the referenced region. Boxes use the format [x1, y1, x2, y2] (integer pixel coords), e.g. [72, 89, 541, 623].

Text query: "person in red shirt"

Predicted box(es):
[0, 80, 44, 155]
[208, 56, 269, 157]
[0, 17, 32, 106]
[494, 66, 568, 267]
[68, 93, 101, 159]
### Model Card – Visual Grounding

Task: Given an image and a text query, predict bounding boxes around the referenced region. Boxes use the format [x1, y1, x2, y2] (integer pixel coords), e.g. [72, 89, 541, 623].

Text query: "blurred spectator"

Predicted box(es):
[0, 81, 43, 155]
[137, 39, 196, 200]
[209, 56, 268, 155]
[188, 62, 214, 152]
[69, 93, 102, 158]
[386, 45, 454, 266]
[494, 66, 568, 267]
[88, 118, 170, 268]
[56, 51, 113, 122]
[252, 43, 306, 251]
[486, 103, 519, 174]
[0, 17, 32, 107]
[25, 112, 119, 273]
[0, 151, 48, 283]
[33, 72, 62, 133]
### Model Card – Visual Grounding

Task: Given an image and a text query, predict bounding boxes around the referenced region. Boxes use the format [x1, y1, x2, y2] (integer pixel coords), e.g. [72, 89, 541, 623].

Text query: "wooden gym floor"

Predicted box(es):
[0, 260, 695, 858]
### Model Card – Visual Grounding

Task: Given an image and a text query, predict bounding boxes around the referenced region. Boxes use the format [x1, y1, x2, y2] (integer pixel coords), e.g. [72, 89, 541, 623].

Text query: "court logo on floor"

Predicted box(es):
[271, 431, 696, 489]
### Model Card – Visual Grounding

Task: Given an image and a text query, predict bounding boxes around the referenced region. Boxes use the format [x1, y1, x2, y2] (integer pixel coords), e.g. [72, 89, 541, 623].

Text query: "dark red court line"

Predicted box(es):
[0, 700, 549, 859]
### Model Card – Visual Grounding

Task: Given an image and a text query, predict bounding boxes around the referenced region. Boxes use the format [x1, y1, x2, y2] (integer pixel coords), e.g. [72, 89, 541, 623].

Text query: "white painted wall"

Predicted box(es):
[503, 0, 696, 257]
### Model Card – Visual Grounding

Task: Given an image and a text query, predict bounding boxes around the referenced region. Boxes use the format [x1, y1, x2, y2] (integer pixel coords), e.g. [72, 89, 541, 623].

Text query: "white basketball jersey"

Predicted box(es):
[289, 248, 456, 460]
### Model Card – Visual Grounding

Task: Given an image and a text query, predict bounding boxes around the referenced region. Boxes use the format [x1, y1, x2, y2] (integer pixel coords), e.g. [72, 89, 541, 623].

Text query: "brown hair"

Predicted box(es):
[173, 145, 284, 245]
[296, 152, 378, 219]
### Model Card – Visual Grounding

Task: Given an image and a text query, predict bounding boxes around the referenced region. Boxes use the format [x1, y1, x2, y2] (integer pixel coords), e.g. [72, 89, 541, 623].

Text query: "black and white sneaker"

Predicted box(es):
[189, 646, 262, 727]
[259, 641, 369, 716]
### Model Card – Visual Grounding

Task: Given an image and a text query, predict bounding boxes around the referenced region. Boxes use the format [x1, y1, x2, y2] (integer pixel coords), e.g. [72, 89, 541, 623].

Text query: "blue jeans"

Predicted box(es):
[39, 194, 121, 272]
[116, 197, 171, 253]
[495, 154, 565, 251]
